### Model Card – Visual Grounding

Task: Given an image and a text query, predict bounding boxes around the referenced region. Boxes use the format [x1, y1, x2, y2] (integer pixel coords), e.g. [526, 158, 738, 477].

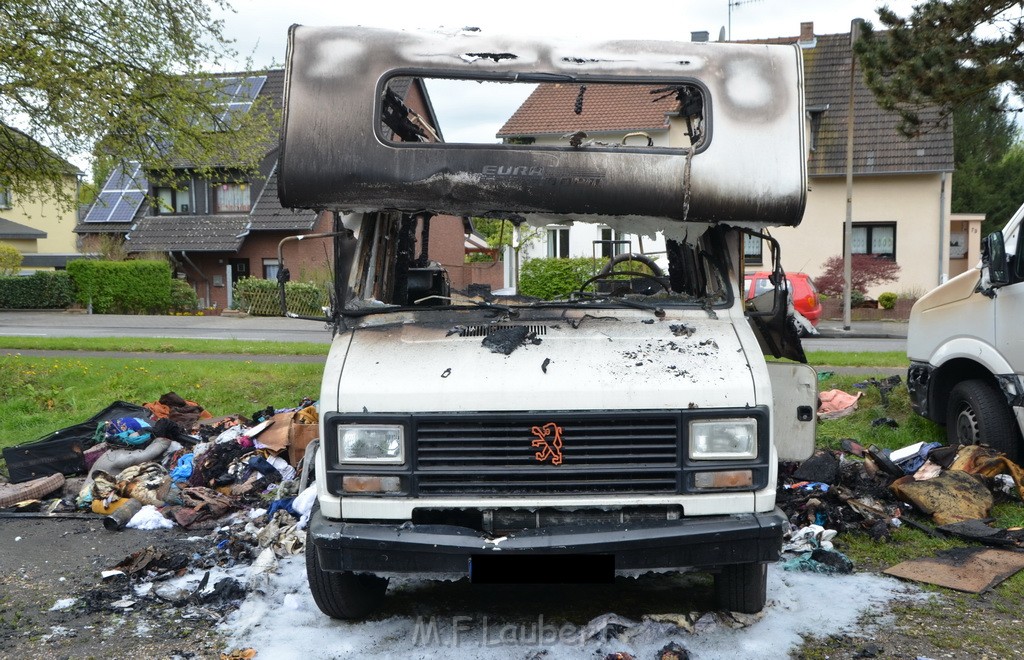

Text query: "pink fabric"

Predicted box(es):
[818, 389, 862, 419]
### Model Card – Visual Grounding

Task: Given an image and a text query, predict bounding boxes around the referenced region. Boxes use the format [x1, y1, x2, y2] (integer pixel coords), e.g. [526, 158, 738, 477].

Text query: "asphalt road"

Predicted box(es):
[0, 311, 908, 352]
[0, 310, 334, 344]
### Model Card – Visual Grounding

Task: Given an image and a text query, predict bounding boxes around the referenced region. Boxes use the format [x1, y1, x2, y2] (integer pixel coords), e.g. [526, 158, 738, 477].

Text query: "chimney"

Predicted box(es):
[798, 21, 817, 48]
[691, 30, 709, 43]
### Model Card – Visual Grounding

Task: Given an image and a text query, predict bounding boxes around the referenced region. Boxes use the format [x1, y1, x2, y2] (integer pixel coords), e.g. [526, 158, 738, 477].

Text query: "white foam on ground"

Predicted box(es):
[219, 559, 929, 659]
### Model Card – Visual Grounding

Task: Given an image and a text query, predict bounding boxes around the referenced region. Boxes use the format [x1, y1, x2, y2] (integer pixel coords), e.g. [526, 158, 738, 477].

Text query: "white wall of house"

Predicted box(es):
[519, 126, 952, 302]
[759, 173, 950, 299]
[520, 221, 669, 269]
[520, 172, 952, 302]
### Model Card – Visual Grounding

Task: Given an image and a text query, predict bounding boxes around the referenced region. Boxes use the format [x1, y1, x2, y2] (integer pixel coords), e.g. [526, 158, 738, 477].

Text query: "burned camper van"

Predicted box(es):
[277, 25, 816, 618]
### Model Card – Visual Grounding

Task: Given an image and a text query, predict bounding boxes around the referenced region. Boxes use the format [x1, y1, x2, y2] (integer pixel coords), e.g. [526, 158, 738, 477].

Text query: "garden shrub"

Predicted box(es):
[0, 271, 73, 309]
[878, 292, 898, 310]
[816, 254, 901, 297]
[519, 257, 604, 300]
[169, 279, 199, 313]
[67, 259, 172, 314]
[0, 243, 22, 276]
[233, 277, 329, 316]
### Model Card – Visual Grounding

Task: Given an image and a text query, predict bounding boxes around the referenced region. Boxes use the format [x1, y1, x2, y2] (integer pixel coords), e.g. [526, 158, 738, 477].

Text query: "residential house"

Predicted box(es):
[75, 70, 324, 310]
[0, 126, 84, 272]
[750, 22, 955, 299]
[77, 71, 487, 310]
[496, 23, 957, 300]
[497, 84, 678, 268]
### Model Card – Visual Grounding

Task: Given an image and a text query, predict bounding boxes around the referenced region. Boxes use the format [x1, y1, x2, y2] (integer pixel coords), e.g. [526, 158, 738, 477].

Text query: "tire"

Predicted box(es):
[306, 528, 389, 620]
[714, 562, 767, 614]
[946, 379, 1019, 462]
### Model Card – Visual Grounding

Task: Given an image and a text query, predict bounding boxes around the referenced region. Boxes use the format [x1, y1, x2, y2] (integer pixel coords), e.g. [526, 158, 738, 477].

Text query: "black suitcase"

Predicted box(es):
[3, 401, 151, 483]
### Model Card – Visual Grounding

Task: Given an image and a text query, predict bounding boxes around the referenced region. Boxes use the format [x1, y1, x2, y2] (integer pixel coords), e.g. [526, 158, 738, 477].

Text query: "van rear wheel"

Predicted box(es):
[306, 530, 388, 619]
[946, 379, 1019, 462]
[714, 562, 767, 613]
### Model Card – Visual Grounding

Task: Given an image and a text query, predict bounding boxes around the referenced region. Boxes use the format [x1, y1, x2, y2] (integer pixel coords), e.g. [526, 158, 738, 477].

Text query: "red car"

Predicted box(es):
[744, 271, 822, 327]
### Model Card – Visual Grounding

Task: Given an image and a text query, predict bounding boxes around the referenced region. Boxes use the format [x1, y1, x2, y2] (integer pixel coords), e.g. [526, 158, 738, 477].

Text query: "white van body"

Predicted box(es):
[278, 25, 817, 619]
[907, 201, 1024, 461]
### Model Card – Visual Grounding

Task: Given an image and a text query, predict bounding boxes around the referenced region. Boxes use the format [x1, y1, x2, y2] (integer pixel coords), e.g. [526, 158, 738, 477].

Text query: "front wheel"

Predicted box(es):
[713, 562, 767, 613]
[946, 379, 1019, 462]
[306, 529, 389, 620]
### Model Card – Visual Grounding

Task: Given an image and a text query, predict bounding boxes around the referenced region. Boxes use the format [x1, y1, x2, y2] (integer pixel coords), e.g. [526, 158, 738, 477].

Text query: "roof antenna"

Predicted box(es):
[728, 0, 764, 41]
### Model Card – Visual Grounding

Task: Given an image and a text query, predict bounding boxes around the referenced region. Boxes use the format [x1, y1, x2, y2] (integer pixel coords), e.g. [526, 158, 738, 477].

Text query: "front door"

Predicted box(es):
[229, 258, 250, 284]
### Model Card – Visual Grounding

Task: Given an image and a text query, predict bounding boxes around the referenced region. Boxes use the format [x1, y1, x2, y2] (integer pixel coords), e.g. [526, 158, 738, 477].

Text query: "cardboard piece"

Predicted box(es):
[288, 422, 319, 468]
[255, 412, 293, 452]
[252, 410, 319, 467]
[883, 547, 1024, 593]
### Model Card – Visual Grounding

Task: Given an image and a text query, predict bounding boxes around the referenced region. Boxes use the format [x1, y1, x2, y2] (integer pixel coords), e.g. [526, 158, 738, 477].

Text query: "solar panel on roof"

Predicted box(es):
[102, 161, 143, 191]
[84, 162, 148, 223]
[239, 76, 266, 100]
[107, 191, 146, 221]
[211, 75, 267, 125]
[219, 77, 243, 100]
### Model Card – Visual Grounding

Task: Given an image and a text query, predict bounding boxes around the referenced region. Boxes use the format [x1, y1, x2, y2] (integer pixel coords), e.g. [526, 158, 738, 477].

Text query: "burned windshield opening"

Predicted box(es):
[339, 212, 729, 316]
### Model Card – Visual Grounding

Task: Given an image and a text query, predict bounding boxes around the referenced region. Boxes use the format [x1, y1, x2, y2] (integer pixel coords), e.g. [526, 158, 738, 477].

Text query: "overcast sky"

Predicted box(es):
[217, 0, 920, 68]
[213, 0, 921, 143]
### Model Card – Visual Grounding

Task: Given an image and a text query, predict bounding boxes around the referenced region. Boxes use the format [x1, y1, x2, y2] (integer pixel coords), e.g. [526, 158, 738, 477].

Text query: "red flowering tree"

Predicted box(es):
[815, 254, 901, 297]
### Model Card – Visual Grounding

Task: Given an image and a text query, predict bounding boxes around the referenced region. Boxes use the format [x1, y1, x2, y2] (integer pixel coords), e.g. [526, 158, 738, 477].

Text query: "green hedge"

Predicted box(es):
[0, 271, 74, 309]
[233, 277, 329, 316]
[66, 259, 171, 314]
[519, 257, 604, 300]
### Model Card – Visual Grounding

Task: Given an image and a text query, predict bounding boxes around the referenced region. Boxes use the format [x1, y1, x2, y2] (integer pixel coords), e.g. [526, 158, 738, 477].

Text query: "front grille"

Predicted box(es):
[415, 414, 680, 495]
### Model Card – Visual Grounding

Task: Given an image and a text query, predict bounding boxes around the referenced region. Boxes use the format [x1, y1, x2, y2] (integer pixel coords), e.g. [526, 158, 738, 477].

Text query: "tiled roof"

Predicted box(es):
[744, 32, 953, 176]
[249, 169, 317, 232]
[75, 221, 131, 235]
[497, 33, 953, 177]
[125, 215, 249, 252]
[168, 69, 284, 169]
[497, 84, 677, 138]
[0, 217, 47, 239]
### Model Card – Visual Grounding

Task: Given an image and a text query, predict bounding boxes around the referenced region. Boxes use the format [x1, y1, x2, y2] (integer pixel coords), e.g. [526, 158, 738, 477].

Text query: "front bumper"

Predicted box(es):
[308, 508, 787, 575]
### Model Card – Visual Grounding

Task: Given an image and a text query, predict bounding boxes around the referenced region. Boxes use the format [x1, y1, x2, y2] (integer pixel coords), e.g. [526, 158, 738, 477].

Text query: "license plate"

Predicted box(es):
[469, 554, 614, 584]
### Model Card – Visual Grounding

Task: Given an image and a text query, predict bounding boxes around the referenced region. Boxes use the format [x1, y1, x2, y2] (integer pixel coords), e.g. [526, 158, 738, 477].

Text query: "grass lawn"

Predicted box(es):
[0, 354, 323, 455]
[2, 339, 1022, 655]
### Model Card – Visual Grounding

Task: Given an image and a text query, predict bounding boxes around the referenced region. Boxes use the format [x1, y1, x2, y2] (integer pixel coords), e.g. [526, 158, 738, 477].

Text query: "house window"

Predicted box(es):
[263, 258, 280, 280]
[213, 182, 250, 213]
[851, 223, 896, 259]
[154, 184, 192, 214]
[600, 227, 628, 258]
[0, 186, 10, 209]
[547, 227, 569, 258]
[744, 234, 763, 265]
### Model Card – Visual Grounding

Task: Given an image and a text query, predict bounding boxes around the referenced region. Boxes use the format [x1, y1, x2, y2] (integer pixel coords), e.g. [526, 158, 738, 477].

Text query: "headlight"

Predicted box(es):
[689, 418, 757, 460]
[338, 424, 405, 463]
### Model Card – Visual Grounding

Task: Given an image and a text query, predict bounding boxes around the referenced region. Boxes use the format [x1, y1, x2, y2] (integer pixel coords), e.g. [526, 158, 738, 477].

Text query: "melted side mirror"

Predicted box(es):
[983, 231, 1009, 288]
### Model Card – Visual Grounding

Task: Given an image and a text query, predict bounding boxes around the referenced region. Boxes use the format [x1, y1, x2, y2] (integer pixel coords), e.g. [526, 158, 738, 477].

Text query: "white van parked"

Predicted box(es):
[907, 201, 1024, 462]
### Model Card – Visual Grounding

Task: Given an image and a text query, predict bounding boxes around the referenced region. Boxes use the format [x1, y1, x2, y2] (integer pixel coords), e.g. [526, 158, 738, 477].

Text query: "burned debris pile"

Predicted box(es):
[0, 393, 320, 620]
[778, 381, 1024, 590]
